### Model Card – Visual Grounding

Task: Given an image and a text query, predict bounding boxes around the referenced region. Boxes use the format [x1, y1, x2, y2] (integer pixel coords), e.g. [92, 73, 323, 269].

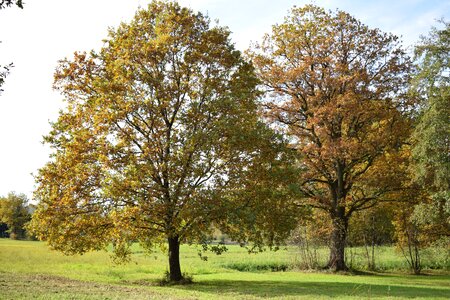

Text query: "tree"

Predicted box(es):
[0, 222, 8, 237]
[393, 195, 425, 275]
[410, 20, 450, 235]
[250, 5, 413, 271]
[348, 204, 395, 270]
[289, 209, 331, 270]
[396, 21, 450, 272]
[30, 1, 299, 282]
[0, 192, 31, 240]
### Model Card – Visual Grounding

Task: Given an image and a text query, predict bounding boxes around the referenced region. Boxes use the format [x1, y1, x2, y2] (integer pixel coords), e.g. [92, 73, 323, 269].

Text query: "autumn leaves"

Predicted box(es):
[29, 1, 429, 281]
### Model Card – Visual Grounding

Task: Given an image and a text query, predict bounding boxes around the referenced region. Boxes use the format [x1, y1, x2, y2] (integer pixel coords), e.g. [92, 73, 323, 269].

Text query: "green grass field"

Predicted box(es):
[1, 239, 449, 299]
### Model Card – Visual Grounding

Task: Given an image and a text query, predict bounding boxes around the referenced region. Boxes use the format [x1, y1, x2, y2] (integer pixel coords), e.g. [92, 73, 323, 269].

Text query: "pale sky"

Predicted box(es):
[0, 0, 449, 199]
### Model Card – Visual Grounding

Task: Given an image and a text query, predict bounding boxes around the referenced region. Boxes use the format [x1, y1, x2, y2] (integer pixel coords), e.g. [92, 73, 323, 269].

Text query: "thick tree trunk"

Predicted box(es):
[168, 235, 183, 281]
[327, 215, 349, 271]
[327, 162, 349, 271]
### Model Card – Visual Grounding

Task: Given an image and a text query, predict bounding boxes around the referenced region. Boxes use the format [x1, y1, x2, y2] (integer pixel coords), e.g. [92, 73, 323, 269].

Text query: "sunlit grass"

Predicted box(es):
[0, 239, 449, 299]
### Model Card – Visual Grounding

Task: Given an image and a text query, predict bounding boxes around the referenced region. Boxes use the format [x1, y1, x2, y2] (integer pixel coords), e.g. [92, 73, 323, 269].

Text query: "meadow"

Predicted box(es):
[0, 239, 449, 299]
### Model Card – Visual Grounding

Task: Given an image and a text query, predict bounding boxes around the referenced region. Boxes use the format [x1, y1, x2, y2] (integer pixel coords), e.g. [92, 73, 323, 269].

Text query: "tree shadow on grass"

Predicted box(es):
[176, 278, 450, 299]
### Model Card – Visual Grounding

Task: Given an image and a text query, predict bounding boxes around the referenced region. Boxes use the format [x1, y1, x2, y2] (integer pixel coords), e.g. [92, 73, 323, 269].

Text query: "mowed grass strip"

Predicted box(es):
[1, 239, 449, 299]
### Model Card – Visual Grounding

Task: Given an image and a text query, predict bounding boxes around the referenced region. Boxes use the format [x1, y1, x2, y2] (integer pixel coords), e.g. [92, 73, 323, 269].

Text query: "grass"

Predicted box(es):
[0, 239, 449, 299]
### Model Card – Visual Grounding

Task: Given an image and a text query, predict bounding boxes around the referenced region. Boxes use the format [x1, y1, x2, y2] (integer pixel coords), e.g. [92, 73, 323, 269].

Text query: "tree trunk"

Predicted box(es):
[168, 235, 183, 281]
[327, 215, 349, 271]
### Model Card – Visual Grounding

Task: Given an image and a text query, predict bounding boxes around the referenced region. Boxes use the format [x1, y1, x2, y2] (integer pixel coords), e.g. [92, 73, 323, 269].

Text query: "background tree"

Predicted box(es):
[391, 21, 450, 275]
[0, 222, 8, 237]
[0, 192, 31, 240]
[289, 209, 331, 270]
[348, 204, 395, 270]
[30, 1, 300, 282]
[392, 194, 426, 275]
[409, 20, 450, 237]
[250, 5, 413, 271]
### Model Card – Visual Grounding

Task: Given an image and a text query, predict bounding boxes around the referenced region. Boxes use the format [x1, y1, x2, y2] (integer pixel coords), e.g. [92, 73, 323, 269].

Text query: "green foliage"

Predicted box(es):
[0, 192, 32, 239]
[393, 200, 427, 275]
[410, 19, 449, 196]
[222, 261, 289, 272]
[407, 20, 450, 260]
[412, 192, 450, 235]
[348, 205, 395, 247]
[289, 210, 332, 269]
[347, 205, 396, 271]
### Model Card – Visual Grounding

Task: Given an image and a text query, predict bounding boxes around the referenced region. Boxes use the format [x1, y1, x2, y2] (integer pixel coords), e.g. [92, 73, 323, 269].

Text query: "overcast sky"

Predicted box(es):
[0, 0, 449, 199]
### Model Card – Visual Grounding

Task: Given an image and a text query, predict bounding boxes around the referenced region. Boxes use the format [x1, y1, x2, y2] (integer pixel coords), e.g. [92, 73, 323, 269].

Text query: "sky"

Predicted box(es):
[0, 0, 449, 199]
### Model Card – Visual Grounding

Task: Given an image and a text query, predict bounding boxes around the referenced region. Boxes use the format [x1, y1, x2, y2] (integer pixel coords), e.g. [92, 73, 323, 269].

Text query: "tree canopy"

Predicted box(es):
[408, 20, 450, 242]
[0, 192, 31, 240]
[410, 20, 450, 194]
[249, 4, 414, 271]
[30, 1, 300, 282]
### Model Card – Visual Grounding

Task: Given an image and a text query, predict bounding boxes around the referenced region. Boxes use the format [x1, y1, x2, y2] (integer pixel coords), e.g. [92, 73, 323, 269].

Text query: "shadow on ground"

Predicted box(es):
[175, 277, 450, 299]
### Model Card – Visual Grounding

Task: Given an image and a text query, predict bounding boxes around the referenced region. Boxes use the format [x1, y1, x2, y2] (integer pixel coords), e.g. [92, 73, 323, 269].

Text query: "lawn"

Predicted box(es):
[0, 239, 449, 299]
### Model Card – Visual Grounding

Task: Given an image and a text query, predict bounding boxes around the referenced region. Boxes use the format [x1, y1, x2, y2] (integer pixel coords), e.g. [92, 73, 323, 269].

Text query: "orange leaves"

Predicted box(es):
[250, 4, 414, 222]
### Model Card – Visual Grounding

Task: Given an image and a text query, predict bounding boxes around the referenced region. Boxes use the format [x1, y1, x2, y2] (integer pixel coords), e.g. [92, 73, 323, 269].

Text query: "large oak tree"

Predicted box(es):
[30, 1, 299, 282]
[250, 5, 413, 270]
